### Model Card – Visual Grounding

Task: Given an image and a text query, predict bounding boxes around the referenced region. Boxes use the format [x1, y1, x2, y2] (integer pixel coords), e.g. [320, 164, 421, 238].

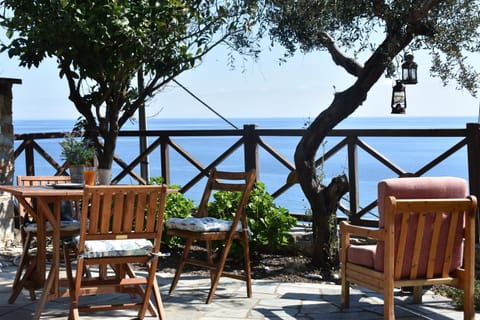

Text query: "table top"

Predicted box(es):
[0, 184, 177, 197]
[0, 185, 84, 197]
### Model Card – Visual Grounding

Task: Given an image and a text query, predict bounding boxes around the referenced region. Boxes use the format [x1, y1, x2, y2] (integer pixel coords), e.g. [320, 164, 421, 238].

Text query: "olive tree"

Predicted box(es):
[260, 0, 480, 272]
[0, 0, 259, 172]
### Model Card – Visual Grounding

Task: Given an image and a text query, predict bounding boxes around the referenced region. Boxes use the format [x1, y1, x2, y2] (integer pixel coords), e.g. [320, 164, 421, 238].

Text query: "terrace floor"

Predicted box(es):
[0, 249, 476, 320]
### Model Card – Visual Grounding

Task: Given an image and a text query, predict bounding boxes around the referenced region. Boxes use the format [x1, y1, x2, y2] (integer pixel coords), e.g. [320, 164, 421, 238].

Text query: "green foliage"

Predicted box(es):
[59, 132, 95, 165]
[208, 182, 297, 251]
[161, 180, 296, 255]
[0, 0, 261, 170]
[263, 0, 480, 96]
[434, 280, 480, 312]
[149, 177, 195, 249]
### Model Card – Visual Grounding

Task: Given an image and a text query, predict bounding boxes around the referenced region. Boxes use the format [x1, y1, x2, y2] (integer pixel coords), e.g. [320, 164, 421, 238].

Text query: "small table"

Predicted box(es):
[0, 185, 83, 319]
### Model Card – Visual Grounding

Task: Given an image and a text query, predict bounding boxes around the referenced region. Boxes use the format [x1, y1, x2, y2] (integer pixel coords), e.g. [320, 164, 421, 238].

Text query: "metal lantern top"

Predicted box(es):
[401, 54, 417, 85]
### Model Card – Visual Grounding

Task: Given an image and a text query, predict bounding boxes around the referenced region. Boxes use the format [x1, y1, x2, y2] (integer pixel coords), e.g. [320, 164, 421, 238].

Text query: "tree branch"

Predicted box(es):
[324, 174, 349, 213]
[318, 31, 363, 77]
[373, 0, 388, 19]
[407, 0, 442, 37]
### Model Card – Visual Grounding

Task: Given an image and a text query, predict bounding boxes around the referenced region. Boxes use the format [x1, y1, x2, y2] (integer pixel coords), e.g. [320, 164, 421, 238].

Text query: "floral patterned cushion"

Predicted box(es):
[73, 236, 153, 258]
[166, 217, 242, 232]
[24, 220, 81, 233]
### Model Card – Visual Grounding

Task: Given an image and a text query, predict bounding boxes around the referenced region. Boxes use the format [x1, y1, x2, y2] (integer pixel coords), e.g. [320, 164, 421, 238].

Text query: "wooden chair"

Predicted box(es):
[340, 176, 477, 320]
[166, 168, 256, 303]
[9, 175, 80, 303]
[64, 184, 168, 320]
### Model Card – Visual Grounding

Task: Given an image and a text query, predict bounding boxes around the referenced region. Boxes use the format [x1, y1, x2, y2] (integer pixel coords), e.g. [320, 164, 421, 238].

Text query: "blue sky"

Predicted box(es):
[0, 43, 478, 121]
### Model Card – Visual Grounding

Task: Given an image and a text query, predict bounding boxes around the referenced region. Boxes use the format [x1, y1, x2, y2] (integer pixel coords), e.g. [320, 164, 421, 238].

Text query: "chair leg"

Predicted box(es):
[9, 232, 36, 303]
[68, 257, 84, 320]
[412, 286, 423, 304]
[206, 240, 215, 282]
[384, 281, 395, 320]
[123, 263, 156, 317]
[340, 276, 350, 308]
[464, 280, 474, 320]
[99, 264, 108, 279]
[68, 307, 80, 320]
[63, 243, 76, 299]
[242, 232, 252, 298]
[206, 237, 235, 304]
[34, 263, 57, 320]
[169, 238, 193, 295]
[9, 256, 37, 303]
[135, 258, 166, 319]
[152, 276, 167, 320]
[137, 259, 163, 319]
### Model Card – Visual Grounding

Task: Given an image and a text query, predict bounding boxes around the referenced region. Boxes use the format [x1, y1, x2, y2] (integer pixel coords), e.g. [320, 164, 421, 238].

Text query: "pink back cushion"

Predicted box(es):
[375, 176, 467, 278]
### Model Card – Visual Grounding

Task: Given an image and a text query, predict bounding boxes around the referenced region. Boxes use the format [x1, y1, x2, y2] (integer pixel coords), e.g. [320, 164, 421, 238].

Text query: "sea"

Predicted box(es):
[12, 116, 478, 217]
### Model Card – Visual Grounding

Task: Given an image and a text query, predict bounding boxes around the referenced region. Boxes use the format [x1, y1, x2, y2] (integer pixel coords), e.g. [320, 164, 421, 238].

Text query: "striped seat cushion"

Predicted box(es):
[73, 236, 153, 258]
[166, 217, 242, 232]
[24, 220, 81, 233]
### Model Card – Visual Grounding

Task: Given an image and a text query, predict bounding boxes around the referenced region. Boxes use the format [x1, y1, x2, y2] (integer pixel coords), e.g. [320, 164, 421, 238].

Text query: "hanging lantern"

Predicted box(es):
[391, 80, 406, 114]
[401, 54, 418, 84]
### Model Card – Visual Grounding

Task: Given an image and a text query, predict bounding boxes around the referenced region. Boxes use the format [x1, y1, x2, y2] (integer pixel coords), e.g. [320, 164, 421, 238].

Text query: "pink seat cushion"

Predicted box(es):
[374, 176, 467, 278]
[347, 244, 376, 268]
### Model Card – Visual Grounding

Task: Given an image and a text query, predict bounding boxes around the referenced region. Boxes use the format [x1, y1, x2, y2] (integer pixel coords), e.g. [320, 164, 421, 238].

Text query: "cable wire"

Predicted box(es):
[172, 79, 239, 129]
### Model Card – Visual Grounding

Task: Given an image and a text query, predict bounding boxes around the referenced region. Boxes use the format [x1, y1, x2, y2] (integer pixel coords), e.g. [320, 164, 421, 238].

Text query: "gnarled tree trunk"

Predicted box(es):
[295, 32, 412, 271]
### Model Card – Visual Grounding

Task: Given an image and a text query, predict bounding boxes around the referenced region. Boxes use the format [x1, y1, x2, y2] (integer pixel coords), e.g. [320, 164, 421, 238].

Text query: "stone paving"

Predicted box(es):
[0, 251, 477, 319]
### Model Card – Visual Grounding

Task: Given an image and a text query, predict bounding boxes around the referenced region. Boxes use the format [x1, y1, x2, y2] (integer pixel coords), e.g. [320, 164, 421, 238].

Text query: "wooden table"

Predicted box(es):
[0, 185, 83, 319]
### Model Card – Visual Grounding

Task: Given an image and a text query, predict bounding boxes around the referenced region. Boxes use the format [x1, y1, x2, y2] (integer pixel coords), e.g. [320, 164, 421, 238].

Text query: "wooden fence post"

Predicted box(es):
[0, 77, 22, 246]
[466, 122, 480, 243]
[243, 124, 259, 176]
[25, 139, 35, 176]
[347, 135, 360, 224]
[160, 135, 170, 185]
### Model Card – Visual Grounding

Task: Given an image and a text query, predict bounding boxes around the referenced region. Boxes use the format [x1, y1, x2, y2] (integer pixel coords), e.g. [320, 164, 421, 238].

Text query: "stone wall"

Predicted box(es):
[0, 78, 21, 247]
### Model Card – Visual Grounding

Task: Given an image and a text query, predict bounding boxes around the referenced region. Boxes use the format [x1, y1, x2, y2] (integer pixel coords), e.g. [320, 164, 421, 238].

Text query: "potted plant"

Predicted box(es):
[60, 132, 95, 183]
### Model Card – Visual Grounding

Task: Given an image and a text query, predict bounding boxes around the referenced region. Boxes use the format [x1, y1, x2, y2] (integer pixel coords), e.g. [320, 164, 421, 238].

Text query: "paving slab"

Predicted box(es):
[0, 252, 477, 319]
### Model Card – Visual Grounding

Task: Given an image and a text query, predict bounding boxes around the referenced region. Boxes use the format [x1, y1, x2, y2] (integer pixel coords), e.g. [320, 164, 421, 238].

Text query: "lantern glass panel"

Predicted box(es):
[391, 80, 406, 114]
[401, 55, 418, 84]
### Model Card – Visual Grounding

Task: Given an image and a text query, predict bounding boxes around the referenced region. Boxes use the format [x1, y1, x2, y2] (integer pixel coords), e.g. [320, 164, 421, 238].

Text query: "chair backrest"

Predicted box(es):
[16, 175, 74, 222]
[78, 185, 167, 254]
[376, 176, 470, 279]
[197, 168, 256, 229]
[17, 175, 72, 187]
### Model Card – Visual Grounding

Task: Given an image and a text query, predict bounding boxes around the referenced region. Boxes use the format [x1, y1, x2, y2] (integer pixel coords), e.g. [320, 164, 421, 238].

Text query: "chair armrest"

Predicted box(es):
[340, 221, 384, 241]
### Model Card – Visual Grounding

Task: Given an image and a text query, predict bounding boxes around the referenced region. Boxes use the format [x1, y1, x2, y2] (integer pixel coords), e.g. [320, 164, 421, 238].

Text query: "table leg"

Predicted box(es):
[33, 198, 61, 319]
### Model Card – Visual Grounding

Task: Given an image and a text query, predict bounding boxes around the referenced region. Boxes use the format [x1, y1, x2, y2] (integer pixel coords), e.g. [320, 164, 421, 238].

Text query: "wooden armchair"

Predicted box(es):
[340, 176, 476, 320]
[9, 175, 80, 303]
[166, 168, 256, 303]
[64, 185, 168, 320]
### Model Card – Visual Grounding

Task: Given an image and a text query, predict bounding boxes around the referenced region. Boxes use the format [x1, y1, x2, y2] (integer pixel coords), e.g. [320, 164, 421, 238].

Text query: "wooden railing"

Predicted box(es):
[14, 123, 480, 241]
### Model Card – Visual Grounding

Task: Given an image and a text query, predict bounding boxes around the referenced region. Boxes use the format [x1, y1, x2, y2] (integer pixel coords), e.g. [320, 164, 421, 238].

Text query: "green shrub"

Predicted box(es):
[149, 177, 195, 249]
[434, 280, 480, 311]
[154, 178, 297, 256]
[208, 182, 297, 252]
